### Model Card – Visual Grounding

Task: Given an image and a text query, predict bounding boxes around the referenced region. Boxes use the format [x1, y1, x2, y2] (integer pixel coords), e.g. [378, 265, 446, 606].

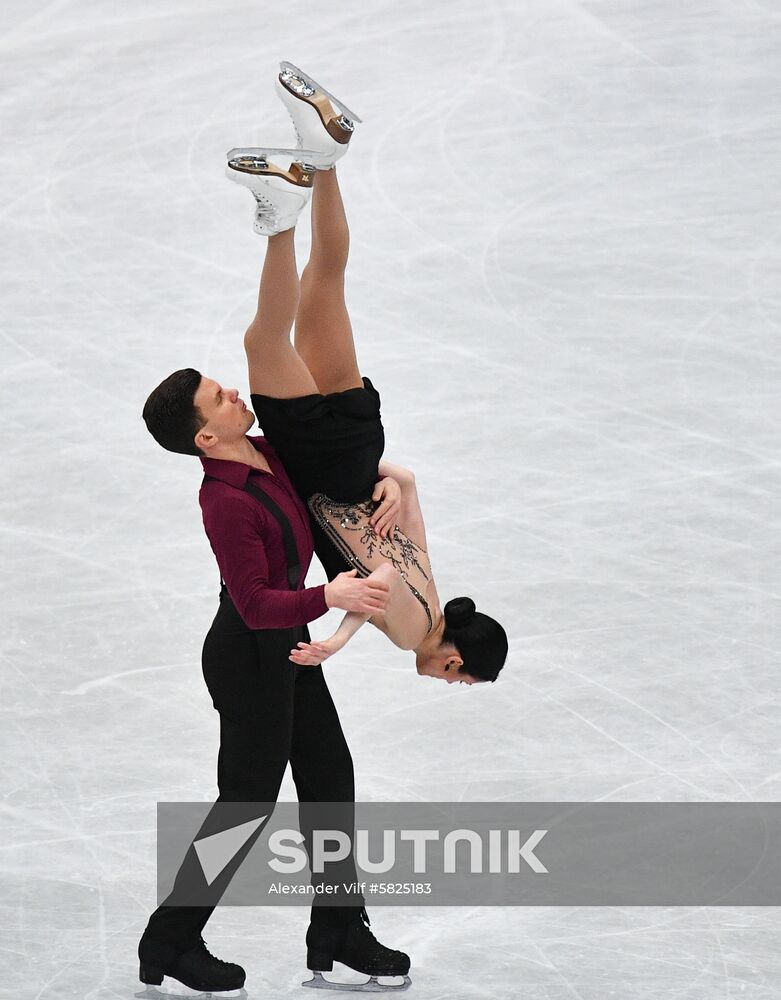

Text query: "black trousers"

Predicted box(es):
[143, 587, 362, 949]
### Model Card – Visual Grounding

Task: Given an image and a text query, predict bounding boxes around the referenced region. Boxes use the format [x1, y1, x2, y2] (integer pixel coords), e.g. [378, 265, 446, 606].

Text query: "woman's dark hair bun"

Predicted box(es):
[444, 596, 476, 628]
[441, 596, 507, 682]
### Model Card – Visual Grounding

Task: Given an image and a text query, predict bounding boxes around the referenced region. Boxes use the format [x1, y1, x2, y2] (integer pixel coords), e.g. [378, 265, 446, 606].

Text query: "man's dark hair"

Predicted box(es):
[142, 368, 206, 456]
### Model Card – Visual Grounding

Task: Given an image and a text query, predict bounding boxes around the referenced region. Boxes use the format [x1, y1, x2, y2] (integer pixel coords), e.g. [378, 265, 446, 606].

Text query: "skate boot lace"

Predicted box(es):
[356, 908, 406, 960]
[289, 117, 304, 149]
[253, 192, 280, 222]
[236, 155, 278, 221]
[196, 935, 234, 969]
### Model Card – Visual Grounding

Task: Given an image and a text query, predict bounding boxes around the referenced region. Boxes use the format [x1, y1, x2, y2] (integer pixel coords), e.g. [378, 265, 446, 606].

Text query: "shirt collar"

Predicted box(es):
[200, 436, 270, 488]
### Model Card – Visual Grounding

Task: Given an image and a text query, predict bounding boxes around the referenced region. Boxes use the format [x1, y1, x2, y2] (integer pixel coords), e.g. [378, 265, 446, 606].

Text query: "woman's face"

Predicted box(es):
[415, 651, 480, 684]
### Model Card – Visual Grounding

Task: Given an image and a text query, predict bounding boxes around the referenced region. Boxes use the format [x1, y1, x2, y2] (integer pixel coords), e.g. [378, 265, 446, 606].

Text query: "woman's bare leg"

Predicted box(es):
[244, 227, 321, 399]
[294, 167, 363, 395]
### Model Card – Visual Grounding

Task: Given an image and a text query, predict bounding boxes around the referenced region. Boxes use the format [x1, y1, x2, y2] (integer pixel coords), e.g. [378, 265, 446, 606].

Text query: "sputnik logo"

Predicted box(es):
[193, 815, 268, 885]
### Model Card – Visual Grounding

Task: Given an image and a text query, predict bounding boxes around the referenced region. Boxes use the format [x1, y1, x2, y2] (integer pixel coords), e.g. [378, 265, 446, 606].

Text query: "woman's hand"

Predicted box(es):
[370, 476, 401, 539]
[289, 633, 345, 666]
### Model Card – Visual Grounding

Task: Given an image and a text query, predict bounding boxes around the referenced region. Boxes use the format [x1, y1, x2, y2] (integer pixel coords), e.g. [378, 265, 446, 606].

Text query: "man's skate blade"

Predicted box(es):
[135, 979, 244, 999]
[279, 61, 363, 123]
[302, 970, 411, 992]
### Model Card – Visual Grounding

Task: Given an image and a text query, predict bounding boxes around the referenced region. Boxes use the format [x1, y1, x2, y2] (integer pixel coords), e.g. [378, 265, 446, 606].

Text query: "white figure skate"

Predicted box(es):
[225, 147, 320, 236]
[275, 61, 362, 170]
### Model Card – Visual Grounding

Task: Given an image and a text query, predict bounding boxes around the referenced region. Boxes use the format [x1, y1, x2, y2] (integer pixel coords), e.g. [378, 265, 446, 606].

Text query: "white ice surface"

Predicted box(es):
[2, 0, 780, 997]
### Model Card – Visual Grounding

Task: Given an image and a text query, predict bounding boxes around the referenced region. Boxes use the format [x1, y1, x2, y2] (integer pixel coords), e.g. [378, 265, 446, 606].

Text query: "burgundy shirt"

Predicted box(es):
[199, 435, 329, 630]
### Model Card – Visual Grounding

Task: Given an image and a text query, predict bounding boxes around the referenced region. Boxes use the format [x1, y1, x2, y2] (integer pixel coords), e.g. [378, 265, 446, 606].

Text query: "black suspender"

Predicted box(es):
[243, 481, 301, 590]
[203, 475, 301, 591]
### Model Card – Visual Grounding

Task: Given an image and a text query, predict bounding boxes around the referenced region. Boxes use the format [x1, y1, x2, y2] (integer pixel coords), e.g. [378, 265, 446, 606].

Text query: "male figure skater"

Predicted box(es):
[138, 62, 412, 997]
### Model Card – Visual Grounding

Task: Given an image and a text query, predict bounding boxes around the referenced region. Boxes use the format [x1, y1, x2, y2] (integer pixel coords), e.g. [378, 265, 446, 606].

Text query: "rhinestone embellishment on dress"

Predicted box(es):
[308, 493, 433, 633]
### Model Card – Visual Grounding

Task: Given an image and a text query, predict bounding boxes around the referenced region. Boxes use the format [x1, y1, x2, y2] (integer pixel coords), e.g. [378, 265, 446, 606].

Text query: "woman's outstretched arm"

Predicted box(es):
[288, 608, 371, 666]
[288, 563, 405, 665]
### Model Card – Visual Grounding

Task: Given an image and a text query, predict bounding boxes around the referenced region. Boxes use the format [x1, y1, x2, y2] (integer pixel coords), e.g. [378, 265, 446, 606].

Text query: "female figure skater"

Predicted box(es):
[228, 62, 508, 685]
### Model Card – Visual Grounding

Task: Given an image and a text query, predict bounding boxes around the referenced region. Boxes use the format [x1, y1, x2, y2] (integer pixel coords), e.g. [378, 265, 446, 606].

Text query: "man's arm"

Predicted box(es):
[376, 461, 428, 551]
[202, 494, 389, 630]
[203, 493, 328, 629]
[377, 460, 415, 487]
[371, 461, 416, 539]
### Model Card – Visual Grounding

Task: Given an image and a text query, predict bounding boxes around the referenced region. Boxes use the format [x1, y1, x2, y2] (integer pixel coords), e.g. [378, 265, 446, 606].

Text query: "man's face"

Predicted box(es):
[193, 375, 255, 451]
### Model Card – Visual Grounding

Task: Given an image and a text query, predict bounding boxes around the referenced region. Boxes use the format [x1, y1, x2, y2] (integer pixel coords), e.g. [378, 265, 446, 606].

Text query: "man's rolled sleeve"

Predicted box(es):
[202, 494, 329, 630]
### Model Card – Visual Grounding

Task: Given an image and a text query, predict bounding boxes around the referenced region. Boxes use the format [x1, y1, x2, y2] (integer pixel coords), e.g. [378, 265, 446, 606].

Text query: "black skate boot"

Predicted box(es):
[138, 933, 245, 995]
[303, 906, 411, 992]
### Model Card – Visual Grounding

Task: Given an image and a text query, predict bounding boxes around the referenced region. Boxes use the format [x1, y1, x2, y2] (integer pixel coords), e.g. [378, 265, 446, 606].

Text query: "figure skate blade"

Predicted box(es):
[279, 61, 363, 123]
[227, 146, 334, 174]
[137, 977, 243, 998]
[302, 970, 411, 992]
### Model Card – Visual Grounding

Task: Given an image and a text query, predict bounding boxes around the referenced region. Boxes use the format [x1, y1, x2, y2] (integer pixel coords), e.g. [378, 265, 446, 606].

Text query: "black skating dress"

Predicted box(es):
[250, 376, 433, 633]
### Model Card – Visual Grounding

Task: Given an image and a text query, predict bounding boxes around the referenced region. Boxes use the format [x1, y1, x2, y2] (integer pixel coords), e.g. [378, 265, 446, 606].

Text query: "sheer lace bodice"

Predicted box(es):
[308, 492, 434, 635]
